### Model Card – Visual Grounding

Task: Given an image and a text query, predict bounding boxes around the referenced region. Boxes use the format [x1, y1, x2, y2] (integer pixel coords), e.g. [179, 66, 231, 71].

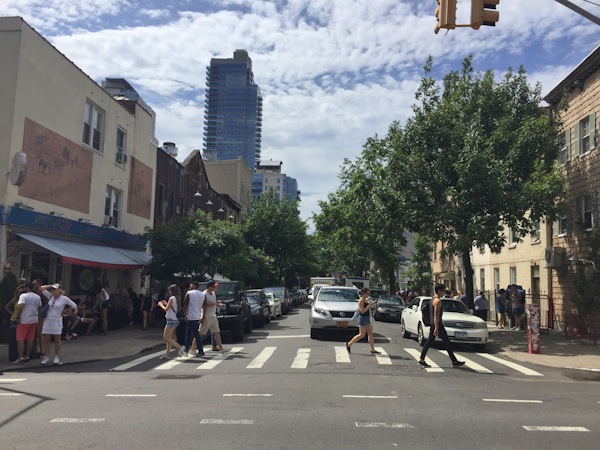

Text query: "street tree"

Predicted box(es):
[402, 234, 434, 294]
[243, 189, 310, 284]
[388, 56, 565, 307]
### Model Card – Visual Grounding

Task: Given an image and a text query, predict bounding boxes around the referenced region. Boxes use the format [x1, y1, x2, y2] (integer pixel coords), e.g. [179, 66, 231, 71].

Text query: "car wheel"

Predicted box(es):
[310, 328, 319, 339]
[231, 315, 244, 342]
[264, 311, 271, 324]
[401, 320, 410, 338]
[474, 343, 486, 352]
[417, 324, 425, 346]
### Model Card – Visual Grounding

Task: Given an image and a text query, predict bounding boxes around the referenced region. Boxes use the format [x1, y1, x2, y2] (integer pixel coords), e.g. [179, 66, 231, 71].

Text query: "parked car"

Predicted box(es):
[368, 289, 387, 300]
[309, 286, 360, 339]
[198, 280, 251, 342]
[246, 289, 271, 328]
[373, 294, 406, 322]
[401, 296, 489, 350]
[264, 287, 291, 315]
[308, 285, 325, 302]
[264, 292, 282, 319]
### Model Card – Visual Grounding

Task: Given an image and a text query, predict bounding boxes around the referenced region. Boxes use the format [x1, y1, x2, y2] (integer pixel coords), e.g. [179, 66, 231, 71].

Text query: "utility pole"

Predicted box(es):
[554, 0, 600, 26]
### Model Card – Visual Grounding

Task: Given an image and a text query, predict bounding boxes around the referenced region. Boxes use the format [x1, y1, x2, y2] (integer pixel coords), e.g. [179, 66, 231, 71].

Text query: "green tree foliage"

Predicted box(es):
[403, 234, 433, 294]
[243, 189, 310, 284]
[570, 228, 600, 314]
[388, 56, 566, 307]
[314, 139, 406, 292]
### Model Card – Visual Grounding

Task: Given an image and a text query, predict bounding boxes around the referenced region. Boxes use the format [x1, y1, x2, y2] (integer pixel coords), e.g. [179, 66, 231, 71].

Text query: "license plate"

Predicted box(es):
[337, 321, 349, 327]
[389, 313, 398, 318]
[455, 331, 468, 338]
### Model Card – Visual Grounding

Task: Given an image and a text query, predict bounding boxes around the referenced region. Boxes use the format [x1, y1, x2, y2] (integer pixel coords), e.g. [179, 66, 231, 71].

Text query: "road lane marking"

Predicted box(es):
[344, 395, 398, 399]
[0, 378, 27, 383]
[374, 347, 392, 365]
[153, 352, 197, 371]
[404, 348, 444, 373]
[105, 394, 157, 397]
[197, 347, 243, 370]
[335, 345, 351, 363]
[356, 422, 414, 428]
[51, 418, 106, 423]
[200, 419, 255, 424]
[291, 348, 311, 369]
[265, 335, 309, 339]
[0, 393, 24, 396]
[483, 399, 543, 403]
[247, 347, 277, 369]
[110, 351, 164, 371]
[523, 426, 590, 432]
[438, 351, 493, 374]
[478, 353, 543, 376]
[223, 394, 273, 397]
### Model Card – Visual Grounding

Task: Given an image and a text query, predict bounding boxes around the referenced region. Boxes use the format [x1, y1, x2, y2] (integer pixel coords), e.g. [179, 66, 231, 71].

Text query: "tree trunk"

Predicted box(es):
[462, 250, 475, 310]
[387, 267, 396, 295]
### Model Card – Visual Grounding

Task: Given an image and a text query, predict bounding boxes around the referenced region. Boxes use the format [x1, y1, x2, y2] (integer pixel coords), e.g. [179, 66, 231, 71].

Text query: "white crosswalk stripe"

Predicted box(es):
[404, 348, 444, 372]
[291, 348, 311, 369]
[374, 347, 392, 365]
[335, 345, 351, 363]
[197, 347, 243, 370]
[477, 353, 544, 376]
[438, 350, 493, 374]
[247, 346, 277, 369]
[110, 351, 164, 371]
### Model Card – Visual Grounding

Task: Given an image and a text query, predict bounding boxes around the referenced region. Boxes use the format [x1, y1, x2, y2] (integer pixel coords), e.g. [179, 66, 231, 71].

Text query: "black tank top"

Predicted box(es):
[359, 298, 371, 317]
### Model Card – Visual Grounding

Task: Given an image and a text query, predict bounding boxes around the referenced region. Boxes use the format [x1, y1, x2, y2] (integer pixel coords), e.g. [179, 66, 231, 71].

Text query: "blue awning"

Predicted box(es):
[16, 233, 151, 269]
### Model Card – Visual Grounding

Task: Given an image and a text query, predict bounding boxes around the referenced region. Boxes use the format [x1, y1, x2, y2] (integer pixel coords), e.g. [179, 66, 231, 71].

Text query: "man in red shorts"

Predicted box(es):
[14, 282, 42, 364]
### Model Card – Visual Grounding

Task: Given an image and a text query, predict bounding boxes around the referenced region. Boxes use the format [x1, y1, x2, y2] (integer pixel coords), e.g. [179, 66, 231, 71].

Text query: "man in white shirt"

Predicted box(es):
[182, 281, 206, 356]
[15, 283, 42, 364]
[199, 280, 225, 353]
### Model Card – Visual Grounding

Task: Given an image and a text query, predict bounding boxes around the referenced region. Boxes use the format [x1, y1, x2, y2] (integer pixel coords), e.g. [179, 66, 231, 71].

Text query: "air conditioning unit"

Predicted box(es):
[116, 153, 128, 163]
[103, 216, 117, 227]
[544, 247, 564, 268]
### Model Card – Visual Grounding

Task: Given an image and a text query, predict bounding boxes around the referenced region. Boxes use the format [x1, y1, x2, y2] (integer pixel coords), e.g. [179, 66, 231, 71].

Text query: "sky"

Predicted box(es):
[2, 0, 600, 227]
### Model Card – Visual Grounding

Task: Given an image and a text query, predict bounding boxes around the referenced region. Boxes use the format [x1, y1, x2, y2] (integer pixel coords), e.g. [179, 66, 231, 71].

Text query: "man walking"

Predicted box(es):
[14, 283, 42, 364]
[418, 283, 465, 368]
[199, 280, 225, 353]
[182, 281, 206, 357]
[474, 290, 488, 322]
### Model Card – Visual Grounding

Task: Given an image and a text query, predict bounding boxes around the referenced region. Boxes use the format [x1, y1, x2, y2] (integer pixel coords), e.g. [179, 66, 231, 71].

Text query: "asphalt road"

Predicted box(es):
[2, 304, 599, 449]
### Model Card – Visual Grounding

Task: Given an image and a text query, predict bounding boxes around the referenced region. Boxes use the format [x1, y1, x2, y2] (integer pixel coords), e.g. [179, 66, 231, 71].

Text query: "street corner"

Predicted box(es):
[562, 367, 600, 382]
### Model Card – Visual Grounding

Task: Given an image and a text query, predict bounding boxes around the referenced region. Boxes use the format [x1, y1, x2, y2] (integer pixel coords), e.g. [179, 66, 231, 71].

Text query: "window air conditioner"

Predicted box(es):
[116, 153, 128, 163]
[544, 247, 564, 269]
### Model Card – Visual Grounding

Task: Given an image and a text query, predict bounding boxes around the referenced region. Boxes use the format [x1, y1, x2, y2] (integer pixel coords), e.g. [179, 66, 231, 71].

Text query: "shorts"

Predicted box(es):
[358, 315, 371, 327]
[199, 316, 220, 334]
[165, 318, 179, 329]
[101, 301, 110, 309]
[16, 322, 38, 341]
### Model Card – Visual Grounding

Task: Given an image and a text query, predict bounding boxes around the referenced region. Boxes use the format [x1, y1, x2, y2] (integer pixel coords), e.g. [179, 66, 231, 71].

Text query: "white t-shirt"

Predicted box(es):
[17, 292, 42, 324]
[203, 290, 217, 318]
[45, 294, 77, 321]
[186, 289, 205, 321]
[165, 296, 178, 321]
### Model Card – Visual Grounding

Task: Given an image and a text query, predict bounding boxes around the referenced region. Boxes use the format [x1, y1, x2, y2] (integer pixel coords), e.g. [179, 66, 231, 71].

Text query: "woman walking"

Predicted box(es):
[157, 284, 184, 359]
[346, 288, 380, 354]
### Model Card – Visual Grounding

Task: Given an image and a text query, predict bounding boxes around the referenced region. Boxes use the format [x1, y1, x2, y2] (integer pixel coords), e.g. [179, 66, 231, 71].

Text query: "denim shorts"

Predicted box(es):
[358, 315, 371, 326]
[165, 318, 179, 329]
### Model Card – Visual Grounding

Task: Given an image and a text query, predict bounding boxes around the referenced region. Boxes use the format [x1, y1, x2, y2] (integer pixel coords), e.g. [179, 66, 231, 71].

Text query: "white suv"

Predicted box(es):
[309, 286, 360, 339]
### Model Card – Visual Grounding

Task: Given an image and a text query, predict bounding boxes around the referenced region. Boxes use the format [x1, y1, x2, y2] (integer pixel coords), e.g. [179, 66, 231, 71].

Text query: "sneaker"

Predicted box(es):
[177, 348, 186, 357]
[159, 355, 170, 360]
[70, 332, 78, 340]
[41, 356, 50, 365]
[452, 360, 465, 367]
[53, 356, 62, 365]
[370, 350, 381, 355]
[218, 348, 228, 354]
[65, 334, 72, 341]
[418, 359, 430, 368]
[15, 357, 26, 364]
[188, 349, 198, 356]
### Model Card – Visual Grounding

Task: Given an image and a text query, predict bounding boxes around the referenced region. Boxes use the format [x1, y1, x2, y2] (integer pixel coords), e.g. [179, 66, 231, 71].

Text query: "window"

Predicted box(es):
[104, 186, 122, 227]
[83, 101, 104, 152]
[480, 268, 485, 291]
[494, 268, 500, 293]
[575, 113, 596, 156]
[510, 267, 517, 285]
[558, 129, 571, 165]
[531, 220, 540, 243]
[509, 228, 518, 246]
[116, 128, 127, 163]
[577, 192, 597, 230]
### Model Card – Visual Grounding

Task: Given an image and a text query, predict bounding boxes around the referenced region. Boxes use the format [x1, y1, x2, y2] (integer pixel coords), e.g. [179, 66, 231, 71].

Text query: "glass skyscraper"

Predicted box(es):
[203, 50, 263, 172]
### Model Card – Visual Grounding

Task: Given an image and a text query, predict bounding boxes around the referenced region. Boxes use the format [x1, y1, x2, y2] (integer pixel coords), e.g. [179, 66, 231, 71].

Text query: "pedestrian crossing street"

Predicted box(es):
[108, 345, 544, 376]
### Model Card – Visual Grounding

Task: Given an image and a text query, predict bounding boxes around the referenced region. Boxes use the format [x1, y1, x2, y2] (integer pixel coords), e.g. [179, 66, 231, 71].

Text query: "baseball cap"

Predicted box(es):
[207, 280, 219, 287]
[51, 283, 62, 290]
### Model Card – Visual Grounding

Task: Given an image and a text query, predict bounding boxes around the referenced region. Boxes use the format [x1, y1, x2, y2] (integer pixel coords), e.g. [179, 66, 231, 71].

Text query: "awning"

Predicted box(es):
[16, 233, 151, 270]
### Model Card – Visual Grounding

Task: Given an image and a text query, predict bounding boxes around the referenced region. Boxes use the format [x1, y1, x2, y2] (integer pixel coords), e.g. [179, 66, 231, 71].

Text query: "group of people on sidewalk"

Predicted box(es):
[156, 279, 226, 360]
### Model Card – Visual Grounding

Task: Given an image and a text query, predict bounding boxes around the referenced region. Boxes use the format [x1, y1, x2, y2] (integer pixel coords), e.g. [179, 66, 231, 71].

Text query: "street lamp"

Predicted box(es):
[194, 191, 202, 198]
[217, 208, 224, 213]
[206, 200, 213, 206]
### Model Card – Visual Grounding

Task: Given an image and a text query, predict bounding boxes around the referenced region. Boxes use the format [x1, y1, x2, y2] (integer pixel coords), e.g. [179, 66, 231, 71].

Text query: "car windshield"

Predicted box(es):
[198, 282, 237, 299]
[442, 299, 470, 314]
[378, 295, 405, 306]
[246, 294, 259, 303]
[265, 293, 275, 301]
[264, 287, 284, 299]
[317, 289, 359, 302]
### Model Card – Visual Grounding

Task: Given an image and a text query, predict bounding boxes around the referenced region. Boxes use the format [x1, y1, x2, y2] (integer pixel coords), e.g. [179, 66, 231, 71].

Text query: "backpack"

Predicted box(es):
[421, 301, 433, 327]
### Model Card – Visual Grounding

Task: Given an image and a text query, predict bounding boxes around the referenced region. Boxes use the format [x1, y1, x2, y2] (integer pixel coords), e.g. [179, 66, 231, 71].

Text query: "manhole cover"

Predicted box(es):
[313, 363, 355, 370]
[154, 374, 202, 380]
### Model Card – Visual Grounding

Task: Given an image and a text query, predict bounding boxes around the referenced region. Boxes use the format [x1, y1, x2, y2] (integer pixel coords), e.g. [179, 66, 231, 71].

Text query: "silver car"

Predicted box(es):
[309, 286, 360, 339]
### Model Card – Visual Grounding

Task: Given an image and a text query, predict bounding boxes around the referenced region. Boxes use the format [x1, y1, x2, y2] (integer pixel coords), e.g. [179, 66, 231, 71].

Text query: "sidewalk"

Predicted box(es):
[487, 325, 600, 371]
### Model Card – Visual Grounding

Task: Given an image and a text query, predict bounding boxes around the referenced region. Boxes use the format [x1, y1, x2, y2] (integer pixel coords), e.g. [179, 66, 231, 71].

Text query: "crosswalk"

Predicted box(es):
[108, 345, 544, 376]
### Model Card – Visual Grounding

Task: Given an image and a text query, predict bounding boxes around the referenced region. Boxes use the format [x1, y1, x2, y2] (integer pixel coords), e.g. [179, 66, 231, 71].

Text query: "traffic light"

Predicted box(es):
[471, 0, 500, 30]
[434, 0, 457, 34]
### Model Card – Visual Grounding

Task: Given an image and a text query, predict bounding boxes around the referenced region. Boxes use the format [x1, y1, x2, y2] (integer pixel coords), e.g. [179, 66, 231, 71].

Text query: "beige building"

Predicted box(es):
[203, 156, 252, 215]
[544, 45, 599, 326]
[0, 17, 155, 301]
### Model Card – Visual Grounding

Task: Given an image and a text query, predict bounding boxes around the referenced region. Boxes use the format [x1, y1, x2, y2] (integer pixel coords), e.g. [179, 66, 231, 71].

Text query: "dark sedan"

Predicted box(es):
[373, 295, 406, 322]
[247, 291, 271, 328]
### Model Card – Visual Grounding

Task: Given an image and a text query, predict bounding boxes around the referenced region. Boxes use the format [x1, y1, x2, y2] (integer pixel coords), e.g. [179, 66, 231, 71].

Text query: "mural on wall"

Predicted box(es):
[19, 118, 93, 213]
[127, 157, 152, 219]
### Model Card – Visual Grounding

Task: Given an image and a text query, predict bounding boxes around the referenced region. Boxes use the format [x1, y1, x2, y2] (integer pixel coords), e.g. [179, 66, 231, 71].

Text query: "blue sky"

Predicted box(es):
[2, 0, 599, 225]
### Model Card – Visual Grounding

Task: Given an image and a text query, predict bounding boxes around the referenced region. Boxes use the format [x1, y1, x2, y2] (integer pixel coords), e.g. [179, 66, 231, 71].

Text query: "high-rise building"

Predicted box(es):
[252, 160, 300, 202]
[203, 49, 263, 172]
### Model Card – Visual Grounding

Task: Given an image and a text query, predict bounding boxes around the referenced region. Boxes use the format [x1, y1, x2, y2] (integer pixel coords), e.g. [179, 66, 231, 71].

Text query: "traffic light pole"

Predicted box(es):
[554, 0, 600, 26]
